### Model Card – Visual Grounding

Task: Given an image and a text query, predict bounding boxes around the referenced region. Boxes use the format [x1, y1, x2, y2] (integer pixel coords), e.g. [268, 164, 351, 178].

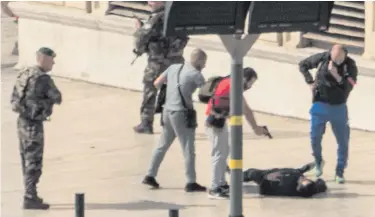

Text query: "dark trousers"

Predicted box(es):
[140, 61, 169, 124]
[17, 117, 44, 196]
[140, 81, 158, 123]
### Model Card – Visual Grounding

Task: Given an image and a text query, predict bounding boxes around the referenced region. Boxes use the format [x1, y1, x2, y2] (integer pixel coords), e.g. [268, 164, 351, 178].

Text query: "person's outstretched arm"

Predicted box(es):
[243, 169, 267, 184]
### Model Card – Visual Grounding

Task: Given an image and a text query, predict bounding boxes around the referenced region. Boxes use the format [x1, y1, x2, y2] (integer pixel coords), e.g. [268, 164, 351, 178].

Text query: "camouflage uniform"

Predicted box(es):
[133, 6, 189, 134]
[11, 55, 62, 209]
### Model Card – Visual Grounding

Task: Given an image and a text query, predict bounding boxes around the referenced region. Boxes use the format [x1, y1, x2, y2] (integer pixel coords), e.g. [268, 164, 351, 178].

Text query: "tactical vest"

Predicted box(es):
[134, 10, 188, 64]
[11, 66, 53, 121]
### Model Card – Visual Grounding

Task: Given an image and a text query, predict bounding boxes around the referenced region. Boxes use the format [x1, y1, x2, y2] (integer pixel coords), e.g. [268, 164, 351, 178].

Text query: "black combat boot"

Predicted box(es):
[23, 195, 50, 210]
[133, 120, 153, 134]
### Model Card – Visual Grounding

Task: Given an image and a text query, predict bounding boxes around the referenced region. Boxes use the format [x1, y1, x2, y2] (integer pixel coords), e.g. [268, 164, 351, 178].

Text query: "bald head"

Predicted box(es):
[190, 48, 207, 71]
[330, 44, 347, 65]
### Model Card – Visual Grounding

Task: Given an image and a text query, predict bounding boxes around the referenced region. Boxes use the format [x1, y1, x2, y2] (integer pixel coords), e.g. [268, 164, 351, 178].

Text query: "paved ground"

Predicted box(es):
[2, 15, 375, 217]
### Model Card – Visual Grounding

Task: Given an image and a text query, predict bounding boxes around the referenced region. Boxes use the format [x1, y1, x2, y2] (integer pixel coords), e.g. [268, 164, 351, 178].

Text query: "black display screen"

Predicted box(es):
[250, 2, 320, 24]
[170, 2, 238, 27]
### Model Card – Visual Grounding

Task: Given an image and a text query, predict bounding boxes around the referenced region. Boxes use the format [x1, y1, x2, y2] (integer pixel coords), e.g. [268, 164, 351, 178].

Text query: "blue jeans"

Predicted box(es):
[310, 102, 350, 172]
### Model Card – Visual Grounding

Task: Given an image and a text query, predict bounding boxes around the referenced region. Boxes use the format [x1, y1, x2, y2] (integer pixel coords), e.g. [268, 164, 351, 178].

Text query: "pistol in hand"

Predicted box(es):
[262, 126, 273, 139]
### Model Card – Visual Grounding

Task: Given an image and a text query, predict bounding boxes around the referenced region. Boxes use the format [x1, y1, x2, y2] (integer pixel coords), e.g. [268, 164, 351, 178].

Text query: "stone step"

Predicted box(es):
[331, 7, 365, 20]
[109, 1, 149, 12]
[303, 32, 365, 48]
[330, 17, 365, 29]
[334, 1, 365, 10]
[327, 26, 365, 38]
[108, 8, 149, 19]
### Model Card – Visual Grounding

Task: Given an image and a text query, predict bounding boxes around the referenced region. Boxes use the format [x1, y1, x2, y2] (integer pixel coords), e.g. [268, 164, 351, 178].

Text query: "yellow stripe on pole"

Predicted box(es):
[229, 115, 242, 126]
[229, 159, 243, 169]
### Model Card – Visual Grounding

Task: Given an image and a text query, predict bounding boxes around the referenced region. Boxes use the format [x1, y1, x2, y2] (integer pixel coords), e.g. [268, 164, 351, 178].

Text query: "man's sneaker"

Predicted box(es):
[220, 184, 230, 193]
[133, 121, 153, 134]
[208, 188, 229, 200]
[142, 176, 160, 189]
[315, 160, 325, 177]
[335, 169, 345, 184]
[185, 183, 207, 192]
[23, 196, 49, 210]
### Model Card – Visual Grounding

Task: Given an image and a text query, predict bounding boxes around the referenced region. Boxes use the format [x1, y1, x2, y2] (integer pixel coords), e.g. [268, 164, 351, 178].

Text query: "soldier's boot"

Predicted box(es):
[133, 120, 153, 134]
[23, 195, 50, 210]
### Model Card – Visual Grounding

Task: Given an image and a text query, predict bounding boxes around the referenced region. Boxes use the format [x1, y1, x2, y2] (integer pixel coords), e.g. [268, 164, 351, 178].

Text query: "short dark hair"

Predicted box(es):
[243, 67, 258, 81]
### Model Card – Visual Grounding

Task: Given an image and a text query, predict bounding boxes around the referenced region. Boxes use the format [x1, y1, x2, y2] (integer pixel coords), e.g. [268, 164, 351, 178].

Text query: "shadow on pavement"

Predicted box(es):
[243, 185, 375, 199]
[344, 180, 375, 186]
[50, 200, 216, 210]
[313, 192, 375, 199]
[194, 131, 309, 141]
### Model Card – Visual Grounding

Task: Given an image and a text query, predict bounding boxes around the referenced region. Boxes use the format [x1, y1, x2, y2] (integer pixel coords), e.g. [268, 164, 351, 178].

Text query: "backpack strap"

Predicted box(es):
[176, 64, 188, 109]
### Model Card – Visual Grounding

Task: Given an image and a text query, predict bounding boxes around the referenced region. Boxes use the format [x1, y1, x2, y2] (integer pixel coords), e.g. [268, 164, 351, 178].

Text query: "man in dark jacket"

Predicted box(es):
[299, 44, 358, 184]
[242, 163, 327, 198]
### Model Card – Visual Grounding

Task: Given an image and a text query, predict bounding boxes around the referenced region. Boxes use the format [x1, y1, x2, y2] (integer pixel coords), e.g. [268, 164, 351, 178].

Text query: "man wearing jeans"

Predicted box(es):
[299, 44, 358, 184]
[205, 68, 268, 199]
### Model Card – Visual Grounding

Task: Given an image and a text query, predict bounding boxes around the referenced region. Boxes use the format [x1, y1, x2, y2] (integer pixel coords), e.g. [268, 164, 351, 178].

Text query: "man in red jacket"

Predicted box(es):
[205, 67, 268, 199]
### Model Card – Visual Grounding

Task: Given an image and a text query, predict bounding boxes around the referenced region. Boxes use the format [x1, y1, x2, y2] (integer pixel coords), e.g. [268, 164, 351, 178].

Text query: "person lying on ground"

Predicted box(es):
[238, 162, 327, 198]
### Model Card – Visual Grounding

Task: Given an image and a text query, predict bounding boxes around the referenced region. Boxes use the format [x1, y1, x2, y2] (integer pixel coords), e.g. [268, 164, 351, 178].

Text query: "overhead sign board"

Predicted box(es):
[247, 2, 334, 33]
[163, 1, 249, 37]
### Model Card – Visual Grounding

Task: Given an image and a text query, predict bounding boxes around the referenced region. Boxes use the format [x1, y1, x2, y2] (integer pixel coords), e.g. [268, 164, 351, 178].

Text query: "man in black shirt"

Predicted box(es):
[242, 162, 327, 198]
[299, 44, 358, 184]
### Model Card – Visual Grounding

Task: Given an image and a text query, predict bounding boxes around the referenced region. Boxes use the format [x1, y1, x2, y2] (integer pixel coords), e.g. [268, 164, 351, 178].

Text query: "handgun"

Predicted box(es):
[262, 126, 273, 139]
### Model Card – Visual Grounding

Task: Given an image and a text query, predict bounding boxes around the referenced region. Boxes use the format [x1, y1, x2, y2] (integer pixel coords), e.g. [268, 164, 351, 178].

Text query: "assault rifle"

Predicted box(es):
[130, 13, 145, 65]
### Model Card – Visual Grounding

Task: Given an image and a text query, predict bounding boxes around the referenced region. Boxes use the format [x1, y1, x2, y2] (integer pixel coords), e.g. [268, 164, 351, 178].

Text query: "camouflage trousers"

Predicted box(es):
[140, 61, 169, 123]
[17, 116, 44, 197]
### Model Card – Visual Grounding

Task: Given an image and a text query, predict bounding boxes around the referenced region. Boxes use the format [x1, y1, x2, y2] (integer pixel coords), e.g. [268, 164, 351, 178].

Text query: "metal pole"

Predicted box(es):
[229, 34, 244, 217]
[169, 209, 179, 217]
[219, 33, 259, 217]
[75, 193, 85, 217]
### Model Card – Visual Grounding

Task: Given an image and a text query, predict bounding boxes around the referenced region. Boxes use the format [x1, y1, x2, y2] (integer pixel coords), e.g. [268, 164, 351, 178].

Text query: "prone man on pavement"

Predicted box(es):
[241, 162, 327, 198]
[10, 47, 62, 209]
[299, 44, 358, 184]
[133, 1, 189, 134]
[203, 67, 269, 199]
[142, 49, 207, 192]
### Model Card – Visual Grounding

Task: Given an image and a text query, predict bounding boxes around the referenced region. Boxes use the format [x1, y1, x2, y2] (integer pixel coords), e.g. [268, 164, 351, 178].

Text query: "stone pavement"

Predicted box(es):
[2, 15, 375, 217]
[2, 69, 375, 217]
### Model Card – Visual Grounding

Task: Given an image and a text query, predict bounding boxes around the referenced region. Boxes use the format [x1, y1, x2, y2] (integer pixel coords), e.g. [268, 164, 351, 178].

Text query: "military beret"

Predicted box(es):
[37, 47, 56, 57]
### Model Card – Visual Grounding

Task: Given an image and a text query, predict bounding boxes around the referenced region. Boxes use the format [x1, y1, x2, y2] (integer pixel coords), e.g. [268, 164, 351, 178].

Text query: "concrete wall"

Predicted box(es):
[11, 2, 375, 131]
[364, 2, 375, 59]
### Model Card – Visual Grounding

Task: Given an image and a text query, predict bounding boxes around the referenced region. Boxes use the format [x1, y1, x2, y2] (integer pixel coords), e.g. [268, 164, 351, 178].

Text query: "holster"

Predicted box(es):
[155, 84, 167, 114]
[183, 109, 197, 129]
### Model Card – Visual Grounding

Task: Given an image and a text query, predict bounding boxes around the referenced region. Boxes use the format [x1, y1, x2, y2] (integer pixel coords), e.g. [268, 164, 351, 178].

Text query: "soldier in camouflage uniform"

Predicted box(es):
[133, 1, 189, 134]
[11, 47, 62, 210]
